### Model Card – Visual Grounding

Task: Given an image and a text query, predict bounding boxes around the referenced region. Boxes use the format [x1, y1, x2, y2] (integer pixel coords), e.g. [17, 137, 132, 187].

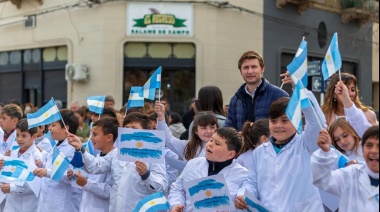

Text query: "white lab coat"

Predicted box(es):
[37, 139, 82, 212]
[169, 157, 248, 212]
[82, 147, 168, 211]
[4, 144, 43, 212]
[157, 120, 206, 161]
[80, 169, 113, 212]
[237, 95, 325, 212]
[34, 135, 53, 159]
[236, 149, 254, 170]
[0, 130, 16, 155]
[165, 148, 179, 189]
[312, 149, 379, 212]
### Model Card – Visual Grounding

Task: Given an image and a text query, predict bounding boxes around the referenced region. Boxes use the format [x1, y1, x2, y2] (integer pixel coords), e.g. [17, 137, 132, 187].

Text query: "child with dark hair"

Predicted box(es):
[67, 112, 167, 211]
[156, 101, 219, 163]
[0, 104, 23, 155]
[312, 126, 379, 211]
[33, 109, 82, 212]
[68, 117, 117, 212]
[235, 94, 325, 211]
[169, 127, 248, 212]
[236, 118, 270, 169]
[0, 118, 43, 211]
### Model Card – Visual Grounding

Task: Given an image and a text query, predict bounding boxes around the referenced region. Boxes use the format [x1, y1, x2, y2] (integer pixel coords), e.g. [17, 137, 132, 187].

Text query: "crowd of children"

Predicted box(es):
[0, 69, 378, 212]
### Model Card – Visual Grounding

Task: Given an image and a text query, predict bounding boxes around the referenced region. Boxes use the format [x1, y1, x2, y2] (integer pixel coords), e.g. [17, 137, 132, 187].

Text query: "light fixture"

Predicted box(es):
[0, 16, 27, 27]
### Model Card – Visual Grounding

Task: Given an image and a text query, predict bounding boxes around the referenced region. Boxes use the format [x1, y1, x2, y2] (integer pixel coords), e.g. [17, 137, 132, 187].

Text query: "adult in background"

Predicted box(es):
[105, 95, 115, 109]
[69, 100, 81, 112]
[322, 72, 377, 127]
[225, 50, 288, 131]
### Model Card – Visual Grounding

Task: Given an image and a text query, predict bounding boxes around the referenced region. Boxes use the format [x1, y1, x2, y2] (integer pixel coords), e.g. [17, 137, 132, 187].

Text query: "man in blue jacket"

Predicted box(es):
[225, 51, 288, 131]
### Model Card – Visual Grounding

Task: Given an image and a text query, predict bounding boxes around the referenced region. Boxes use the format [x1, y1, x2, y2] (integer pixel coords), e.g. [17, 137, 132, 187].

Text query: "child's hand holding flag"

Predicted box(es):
[317, 129, 331, 152]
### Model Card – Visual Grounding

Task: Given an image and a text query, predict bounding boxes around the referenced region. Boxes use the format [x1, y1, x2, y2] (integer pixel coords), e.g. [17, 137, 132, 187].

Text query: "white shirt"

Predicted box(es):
[312, 149, 379, 212]
[0, 130, 16, 155]
[4, 144, 43, 212]
[236, 149, 254, 170]
[37, 139, 82, 212]
[169, 157, 248, 212]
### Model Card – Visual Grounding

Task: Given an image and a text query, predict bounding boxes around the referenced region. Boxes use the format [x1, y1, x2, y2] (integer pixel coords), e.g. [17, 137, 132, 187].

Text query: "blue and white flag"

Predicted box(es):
[139, 66, 162, 100]
[322, 33, 342, 80]
[286, 83, 311, 134]
[26, 98, 62, 129]
[287, 39, 308, 87]
[244, 190, 270, 212]
[82, 139, 94, 156]
[87, 96, 106, 115]
[127, 86, 145, 109]
[10, 166, 35, 181]
[51, 147, 70, 182]
[133, 192, 170, 212]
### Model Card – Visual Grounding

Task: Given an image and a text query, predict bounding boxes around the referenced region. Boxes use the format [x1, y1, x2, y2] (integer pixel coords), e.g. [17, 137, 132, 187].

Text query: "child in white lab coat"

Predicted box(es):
[311, 126, 379, 212]
[235, 95, 325, 212]
[0, 118, 43, 212]
[67, 117, 116, 212]
[67, 112, 168, 211]
[169, 127, 248, 212]
[33, 109, 82, 212]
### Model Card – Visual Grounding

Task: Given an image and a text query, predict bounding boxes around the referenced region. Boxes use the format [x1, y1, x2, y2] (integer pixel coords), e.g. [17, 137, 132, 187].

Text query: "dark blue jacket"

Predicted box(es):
[224, 78, 289, 131]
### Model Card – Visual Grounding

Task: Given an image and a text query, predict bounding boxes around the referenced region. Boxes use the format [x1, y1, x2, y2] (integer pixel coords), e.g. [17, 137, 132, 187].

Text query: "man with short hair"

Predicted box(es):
[70, 101, 81, 112]
[224, 50, 288, 131]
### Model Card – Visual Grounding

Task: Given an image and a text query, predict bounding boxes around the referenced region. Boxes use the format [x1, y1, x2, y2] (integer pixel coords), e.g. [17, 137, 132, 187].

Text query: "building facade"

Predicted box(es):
[0, 0, 378, 114]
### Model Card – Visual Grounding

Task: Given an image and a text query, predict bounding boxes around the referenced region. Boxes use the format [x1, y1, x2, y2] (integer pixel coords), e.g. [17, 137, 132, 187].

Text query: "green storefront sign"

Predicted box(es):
[133, 14, 187, 28]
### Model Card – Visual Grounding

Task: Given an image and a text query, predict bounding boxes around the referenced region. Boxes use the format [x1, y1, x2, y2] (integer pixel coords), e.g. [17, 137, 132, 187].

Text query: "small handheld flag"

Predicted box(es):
[127, 86, 145, 109]
[139, 66, 162, 100]
[87, 96, 106, 115]
[322, 33, 342, 80]
[51, 147, 70, 182]
[287, 39, 308, 87]
[286, 82, 311, 133]
[10, 166, 35, 181]
[26, 98, 62, 129]
[45, 131, 57, 148]
[331, 145, 350, 168]
[133, 191, 170, 212]
[82, 138, 94, 155]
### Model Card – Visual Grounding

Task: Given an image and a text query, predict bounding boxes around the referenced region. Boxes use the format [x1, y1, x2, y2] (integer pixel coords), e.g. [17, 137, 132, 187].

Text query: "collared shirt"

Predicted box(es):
[245, 80, 262, 98]
[3, 129, 14, 142]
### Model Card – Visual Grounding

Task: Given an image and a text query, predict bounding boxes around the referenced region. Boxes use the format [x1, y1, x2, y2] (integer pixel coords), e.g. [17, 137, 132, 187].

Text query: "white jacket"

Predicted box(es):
[34, 135, 53, 159]
[312, 149, 379, 212]
[80, 169, 113, 212]
[237, 96, 325, 212]
[37, 139, 82, 212]
[236, 149, 254, 170]
[4, 144, 43, 212]
[169, 157, 248, 212]
[0, 130, 16, 155]
[82, 147, 168, 211]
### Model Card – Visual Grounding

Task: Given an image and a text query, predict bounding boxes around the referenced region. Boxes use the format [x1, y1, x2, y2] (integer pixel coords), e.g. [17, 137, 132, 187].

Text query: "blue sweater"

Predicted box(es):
[224, 78, 289, 131]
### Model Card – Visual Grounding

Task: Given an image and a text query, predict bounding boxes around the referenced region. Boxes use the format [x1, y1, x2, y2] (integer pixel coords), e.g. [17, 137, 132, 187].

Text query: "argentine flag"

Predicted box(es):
[11, 166, 35, 181]
[286, 82, 311, 134]
[26, 98, 62, 129]
[82, 139, 94, 155]
[139, 66, 162, 100]
[51, 147, 70, 182]
[127, 86, 145, 109]
[133, 192, 170, 212]
[322, 33, 342, 80]
[87, 96, 106, 115]
[287, 39, 308, 87]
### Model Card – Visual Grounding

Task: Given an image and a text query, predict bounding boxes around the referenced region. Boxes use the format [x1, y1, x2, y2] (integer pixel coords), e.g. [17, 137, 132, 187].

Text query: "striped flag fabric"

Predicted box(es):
[287, 39, 308, 87]
[82, 138, 94, 156]
[51, 147, 70, 182]
[322, 33, 342, 80]
[127, 86, 145, 109]
[10, 166, 35, 181]
[26, 98, 62, 129]
[133, 191, 170, 212]
[286, 82, 311, 134]
[139, 66, 162, 100]
[87, 96, 106, 115]
[45, 131, 57, 148]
